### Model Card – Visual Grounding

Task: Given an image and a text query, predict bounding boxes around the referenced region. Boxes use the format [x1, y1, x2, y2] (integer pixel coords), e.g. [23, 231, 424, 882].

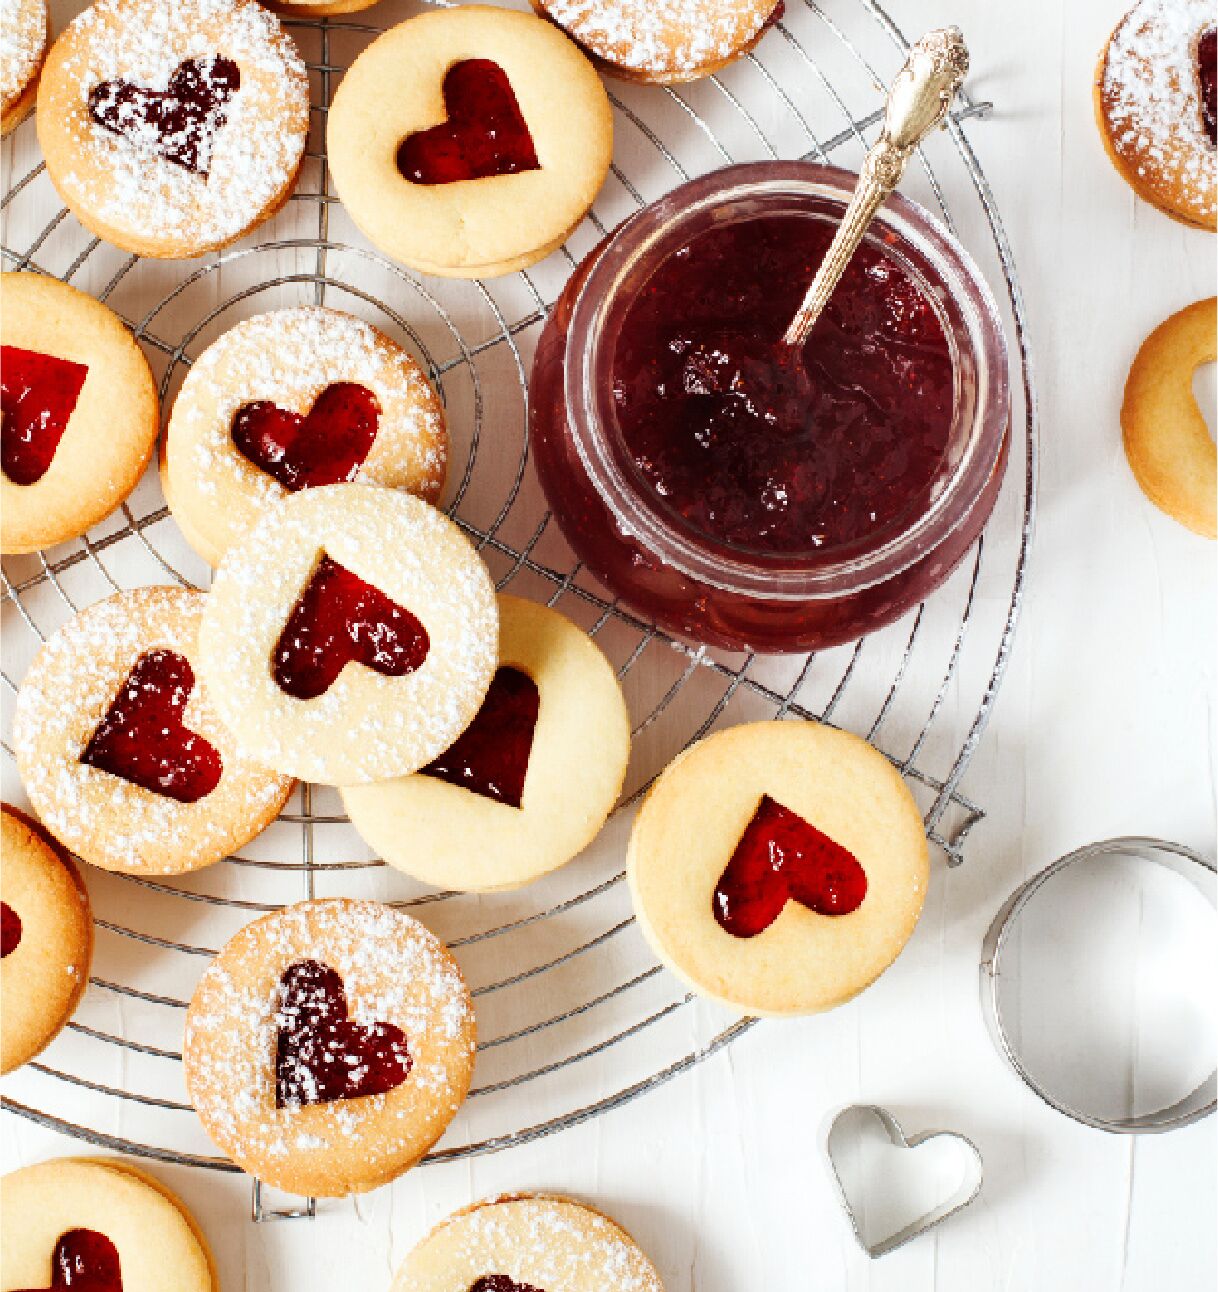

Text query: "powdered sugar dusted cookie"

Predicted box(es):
[533, 0, 781, 84]
[13, 586, 294, 875]
[36, 0, 309, 257]
[392, 1194, 665, 1291]
[343, 594, 631, 892]
[0, 804, 93, 1074]
[1, 0, 47, 135]
[162, 307, 448, 566]
[197, 483, 499, 786]
[183, 898, 476, 1197]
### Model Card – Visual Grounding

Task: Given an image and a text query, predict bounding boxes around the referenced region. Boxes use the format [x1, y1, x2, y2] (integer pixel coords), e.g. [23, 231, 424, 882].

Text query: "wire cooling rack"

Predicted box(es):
[0, 0, 1037, 1214]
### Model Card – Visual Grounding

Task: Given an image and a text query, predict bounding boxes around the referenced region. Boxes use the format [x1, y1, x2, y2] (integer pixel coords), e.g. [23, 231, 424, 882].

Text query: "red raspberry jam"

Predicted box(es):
[397, 59, 539, 185]
[15, 1228, 122, 1292]
[272, 556, 430, 701]
[80, 650, 222, 804]
[1, 901, 21, 958]
[1, 346, 89, 486]
[231, 383, 381, 492]
[469, 1279, 544, 1292]
[88, 55, 240, 177]
[275, 959, 412, 1108]
[1199, 27, 1217, 146]
[420, 666, 539, 807]
[713, 795, 866, 938]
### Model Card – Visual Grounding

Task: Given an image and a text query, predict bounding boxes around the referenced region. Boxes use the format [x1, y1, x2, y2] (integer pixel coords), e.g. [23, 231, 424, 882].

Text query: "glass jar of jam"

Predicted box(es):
[530, 162, 1010, 654]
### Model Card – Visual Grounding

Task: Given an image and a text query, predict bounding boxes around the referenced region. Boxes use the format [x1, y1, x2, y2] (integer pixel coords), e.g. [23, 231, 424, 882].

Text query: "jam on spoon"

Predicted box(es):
[1, 346, 89, 486]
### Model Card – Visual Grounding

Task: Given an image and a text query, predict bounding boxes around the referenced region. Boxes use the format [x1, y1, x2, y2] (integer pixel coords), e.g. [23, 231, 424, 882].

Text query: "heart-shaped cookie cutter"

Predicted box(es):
[822, 1104, 983, 1258]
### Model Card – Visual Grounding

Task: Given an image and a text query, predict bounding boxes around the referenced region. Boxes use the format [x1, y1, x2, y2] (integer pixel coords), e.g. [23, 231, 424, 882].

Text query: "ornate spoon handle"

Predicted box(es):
[780, 27, 970, 351]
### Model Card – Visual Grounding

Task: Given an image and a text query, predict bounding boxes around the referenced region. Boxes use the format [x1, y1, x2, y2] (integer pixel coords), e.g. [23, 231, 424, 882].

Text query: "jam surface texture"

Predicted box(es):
[420, 666, 539, 808]
[468, 1278, 544, 1292]
[231, 383, 382, 492]
[88, 55, 241, 176]
[1, 901, 21, 958]
[80, 649, 222, 804]
[275, 959, 412, 1108]
[1199, 27, 1217, 146]
[15, 1228, 123, 1292]
[272, 556, 431, 701]
[612, 214, 954, 555]
[713, 794, 867, 938]
[397, 59, 539, 185]
[1, 346, 90, 486]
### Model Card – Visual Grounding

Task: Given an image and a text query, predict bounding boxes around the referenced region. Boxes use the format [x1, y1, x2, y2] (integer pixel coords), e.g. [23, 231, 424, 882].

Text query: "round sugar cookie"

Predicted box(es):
[327, 6, 613, 278]
[183, 898, 476, 1197]
[1, 273, 159, 555]
[532, 0, 780, 84]
[0, 1157, 216, 1292]
[0, 804, 93, 1074]
[36, 0, 309, 258]
[392, 1194, 665, 1292]
[197, 483, 499, 786]
[1094, 0, 1217, 230]
[12, 586, 294, 875]
[1, 0, 47, 135]
[162, 307, 449, 566]
[1121, 296, 1217, 537]
[627, 721, 928, 1016]
[343, 595, 631, 891]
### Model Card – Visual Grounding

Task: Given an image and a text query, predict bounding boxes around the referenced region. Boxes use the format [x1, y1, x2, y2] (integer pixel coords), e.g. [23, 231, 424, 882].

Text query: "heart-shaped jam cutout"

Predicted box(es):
[80, 649, 222, 804]
[15, 1228, 122, 1292]
[1199, 27, 1217, 146]
[231, 384, 382, 493]
[1, 901, 21, 958]
[275, 959, 412, 1108]
[713, 795, 867, 938]
[88, 55, 240, 176]
[272, 555, 430, 701]
[421, 666, 539, 808]
[397, 59, 539, 185]
[1, 346, 89, 486]
[469, 1278, 545, 1292]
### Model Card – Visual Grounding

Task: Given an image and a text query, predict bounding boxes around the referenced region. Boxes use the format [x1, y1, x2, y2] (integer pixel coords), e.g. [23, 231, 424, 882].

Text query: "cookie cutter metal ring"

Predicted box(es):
[980, 836, 1216, 1133]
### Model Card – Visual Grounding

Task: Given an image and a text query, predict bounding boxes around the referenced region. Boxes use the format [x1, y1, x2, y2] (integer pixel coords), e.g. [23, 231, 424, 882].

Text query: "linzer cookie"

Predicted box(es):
[162, 307, 448, 566]
[343, 595, 631, 892]
[12, 586, 294, 875]
[533, 0, 781, 84]
[1, 273, 159, 555]
[36, 0, 309, 257]
[0, 0, 47, 135]
[627, 721, 928, 1016]
[197, 483, 498, 786]
[1095, 0, 1217, 229]
[392, 1194, 665, 1292]
[327, 5, 613, 277]
[0, 804, 93, 1075]
[183, 898, 476, 1196]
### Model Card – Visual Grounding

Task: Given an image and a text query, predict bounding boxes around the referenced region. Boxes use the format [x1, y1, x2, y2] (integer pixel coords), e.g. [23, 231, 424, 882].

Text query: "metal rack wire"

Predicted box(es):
[0, 0, 1037, 1213]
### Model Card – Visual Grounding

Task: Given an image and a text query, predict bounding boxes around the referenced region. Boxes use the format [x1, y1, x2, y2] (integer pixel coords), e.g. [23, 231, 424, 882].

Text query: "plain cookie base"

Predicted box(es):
[1121, 297, 1217, 538]
[342, 594, 631, 892]
[0, 1157, 217, 1292]
[627, 721, 929, 1018]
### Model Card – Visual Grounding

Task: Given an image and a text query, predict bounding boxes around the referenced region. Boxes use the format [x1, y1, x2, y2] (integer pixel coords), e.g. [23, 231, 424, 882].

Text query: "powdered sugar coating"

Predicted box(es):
[12, 586, 294, 874]
[1100, 0, 1216, 221]
[184, 898, 476, 1197]
[0, 0, 45, 116]
[37, 0, 308, 253]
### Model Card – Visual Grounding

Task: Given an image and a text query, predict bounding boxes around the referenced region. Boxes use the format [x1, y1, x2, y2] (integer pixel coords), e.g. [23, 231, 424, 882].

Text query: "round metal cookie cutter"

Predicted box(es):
[980, 836, 1217, 1133]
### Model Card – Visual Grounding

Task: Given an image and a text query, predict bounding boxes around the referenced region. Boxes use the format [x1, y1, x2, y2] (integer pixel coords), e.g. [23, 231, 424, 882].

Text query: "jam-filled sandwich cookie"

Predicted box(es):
[163, 307, 448, 566]
[36, 0, 309, 258]
[533, 0, 780, 84]
[1122, 297, 1217, 537]
[183, 898, 476, 1196]
[343, 595, 631, 892]
[327, 6, 613, 278]
[198, 483, 498, 786]
[1095, 0, 1216, 230]
[1, 0, 47, 135]
[0, 805, 92, 1075]
[2, 274, 158, 555]
[393, 1194, 665, 1292]
[628, 721, 928, 1016]
[13, 586, 294, 875]
[1, 1157, 217, 1292]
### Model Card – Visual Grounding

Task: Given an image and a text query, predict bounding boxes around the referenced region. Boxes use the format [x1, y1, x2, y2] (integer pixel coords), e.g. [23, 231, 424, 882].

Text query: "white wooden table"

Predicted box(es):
[3, 0, 1215, 1288]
